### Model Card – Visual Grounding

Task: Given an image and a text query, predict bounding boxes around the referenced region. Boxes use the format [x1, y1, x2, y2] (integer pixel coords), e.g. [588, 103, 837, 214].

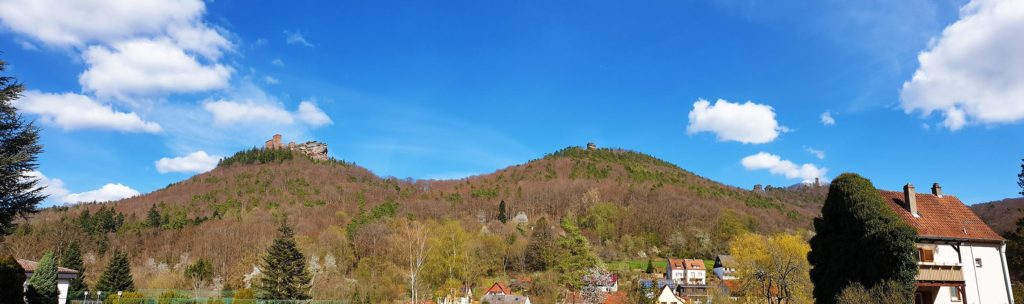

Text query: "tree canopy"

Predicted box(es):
[59, 241, 88, 299]
[26, 250, 58, 304]
[0, 253, 25, 300]
[256, 221, 312, 300]
[807, 173, 918, 304]
[96, 250, 135, 292]
[731, 233, 812, 304]
[0, 59, 45, 235]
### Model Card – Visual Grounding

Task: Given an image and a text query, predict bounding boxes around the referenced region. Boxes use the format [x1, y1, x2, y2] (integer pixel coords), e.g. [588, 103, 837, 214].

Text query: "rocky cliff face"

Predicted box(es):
[293, 141, 328, 161]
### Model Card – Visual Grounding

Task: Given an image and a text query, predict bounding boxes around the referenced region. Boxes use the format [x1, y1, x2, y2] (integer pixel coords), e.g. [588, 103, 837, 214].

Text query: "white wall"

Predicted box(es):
[961, 243, 1012, 304]
[920, 242, 1012, 304]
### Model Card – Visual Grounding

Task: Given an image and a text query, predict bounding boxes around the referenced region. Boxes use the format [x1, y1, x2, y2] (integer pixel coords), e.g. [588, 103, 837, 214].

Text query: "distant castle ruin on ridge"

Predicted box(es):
[265, 134, 329, 161]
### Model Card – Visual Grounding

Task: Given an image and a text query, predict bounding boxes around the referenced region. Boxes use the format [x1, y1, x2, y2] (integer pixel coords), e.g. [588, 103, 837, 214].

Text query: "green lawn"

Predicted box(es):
[606, 258, 714, 273]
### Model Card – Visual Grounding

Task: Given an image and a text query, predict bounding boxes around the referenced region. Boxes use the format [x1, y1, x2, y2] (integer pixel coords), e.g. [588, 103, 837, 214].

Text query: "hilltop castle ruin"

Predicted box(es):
[265, 134, 329, 161]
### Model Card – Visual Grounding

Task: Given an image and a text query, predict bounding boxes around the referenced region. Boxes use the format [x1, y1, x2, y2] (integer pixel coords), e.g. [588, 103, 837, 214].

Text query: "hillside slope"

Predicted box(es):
[972, 197, 1024, 234]
[4, 145, 826, 298]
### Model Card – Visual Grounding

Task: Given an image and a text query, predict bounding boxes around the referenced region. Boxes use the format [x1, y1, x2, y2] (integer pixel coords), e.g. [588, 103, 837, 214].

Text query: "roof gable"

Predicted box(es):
[878, 190, 1002, 242]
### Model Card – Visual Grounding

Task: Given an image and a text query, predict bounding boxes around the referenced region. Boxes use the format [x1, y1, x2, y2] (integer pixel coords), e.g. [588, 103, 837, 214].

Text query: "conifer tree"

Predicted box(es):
[645, 258, 654, 274]
[1017, 158, 1023, 197]
[497, 200, 507, 224]
[0, 253, 25, 300]
[0, 59, 45, 235]
[96, 250, 135, 292]
[26, 251, 58, 304]
[146, 205, 161, 228]
[808, 173, 917, 304]
[556, 216, 598, 288]
[256, 221, 311, 300]
[59, 241, 87, 299]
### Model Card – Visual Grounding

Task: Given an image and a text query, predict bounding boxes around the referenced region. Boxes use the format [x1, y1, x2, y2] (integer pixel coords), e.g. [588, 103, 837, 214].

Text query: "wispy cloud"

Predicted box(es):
[284, 30, 314, 47]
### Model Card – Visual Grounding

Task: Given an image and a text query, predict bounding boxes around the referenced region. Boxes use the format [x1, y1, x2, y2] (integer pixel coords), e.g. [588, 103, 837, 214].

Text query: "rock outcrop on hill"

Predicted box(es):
[264, 134, 329, 161]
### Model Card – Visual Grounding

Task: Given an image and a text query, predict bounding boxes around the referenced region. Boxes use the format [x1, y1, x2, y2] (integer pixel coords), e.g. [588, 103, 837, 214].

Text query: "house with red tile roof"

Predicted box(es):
[485, 282, 511, 296]
[879, 183, 1013, 304]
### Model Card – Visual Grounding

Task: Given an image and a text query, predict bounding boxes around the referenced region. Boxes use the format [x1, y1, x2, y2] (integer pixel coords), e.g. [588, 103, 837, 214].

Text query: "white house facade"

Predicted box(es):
[881, 183, 1013, 304]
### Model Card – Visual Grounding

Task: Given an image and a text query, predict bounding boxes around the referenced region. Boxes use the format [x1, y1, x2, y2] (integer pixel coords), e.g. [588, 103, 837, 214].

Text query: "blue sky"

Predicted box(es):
[1, 0, 1022, 206]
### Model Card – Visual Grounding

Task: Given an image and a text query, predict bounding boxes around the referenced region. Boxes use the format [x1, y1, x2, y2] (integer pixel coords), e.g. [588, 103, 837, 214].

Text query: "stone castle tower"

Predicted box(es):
[264, 134, 329, 161]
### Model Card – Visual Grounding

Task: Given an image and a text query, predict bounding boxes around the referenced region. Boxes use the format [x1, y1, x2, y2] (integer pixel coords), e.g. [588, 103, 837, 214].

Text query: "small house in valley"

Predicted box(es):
[712, 255, 737, 280]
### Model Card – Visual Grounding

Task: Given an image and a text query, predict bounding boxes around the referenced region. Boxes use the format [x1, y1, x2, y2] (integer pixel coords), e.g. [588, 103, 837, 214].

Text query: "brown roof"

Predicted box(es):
[879, 190, 1003, 242]
[17, 259, 79, 274]
[683, 259, 705, 270]
[667, 258, 685, 270]
[486, 282, 511, 295]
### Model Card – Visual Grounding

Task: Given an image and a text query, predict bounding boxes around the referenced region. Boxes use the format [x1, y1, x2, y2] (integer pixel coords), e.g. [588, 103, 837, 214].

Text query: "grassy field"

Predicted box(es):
[607, 258, 715, 273]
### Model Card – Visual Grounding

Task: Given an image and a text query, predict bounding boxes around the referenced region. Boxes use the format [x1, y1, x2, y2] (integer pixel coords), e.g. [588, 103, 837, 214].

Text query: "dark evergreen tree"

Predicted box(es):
[255, 221, 311, 300]
[96, 250, 135, 292]
[0, 253, 25, 300]
[146, 205, 161, 228]
[59, 241, 87, 299]
[26, 251, 58, 304]
[1018, 158, 1023, 197]
[0, 59, 45, 235]
[808, 173, 918, 304]
[497, 200, 507, 224]
[645, 258, 654, 274]
[525, 217, 558, 271]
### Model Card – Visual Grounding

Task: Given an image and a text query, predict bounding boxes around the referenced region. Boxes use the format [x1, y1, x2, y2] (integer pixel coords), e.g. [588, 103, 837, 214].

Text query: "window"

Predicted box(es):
[918, 247, 934, 263]
[950, 286, 962, 302]
[975, 258, 983, 268]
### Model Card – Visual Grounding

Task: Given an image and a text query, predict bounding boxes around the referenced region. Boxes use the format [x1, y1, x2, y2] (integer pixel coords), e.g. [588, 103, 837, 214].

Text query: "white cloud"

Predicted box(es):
[0, 0, 206, 47]
[820, 111, 836, 126]
[804, 147, 826, 159]
[155, 150, 221, 174]
[16, 90, 162, 132]
[24, 170, 69, 199]
[284, 30, 313, 47]
[741, 152, 828, 183]
[80, 39, 232, 99]
[263, 76, 279, 84]
[25, 171, 138, 204]
[60, 183, 140, 204]
[204, 100, 296, 125]
[900, 0, 1024, 130]
[296, 101, 332, 127]
[686, 98, 787, 144]
[272, 58, 285, 67]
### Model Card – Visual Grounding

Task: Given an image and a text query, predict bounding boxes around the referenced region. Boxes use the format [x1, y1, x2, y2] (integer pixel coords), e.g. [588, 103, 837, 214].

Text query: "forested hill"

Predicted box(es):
[5, 145, 826, 299]
[972, 197, 1024, 234]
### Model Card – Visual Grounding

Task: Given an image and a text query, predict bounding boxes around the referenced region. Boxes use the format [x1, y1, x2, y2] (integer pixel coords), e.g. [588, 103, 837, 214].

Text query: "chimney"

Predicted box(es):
[931, 183, 942, 197]
[904, 183, 918, 216]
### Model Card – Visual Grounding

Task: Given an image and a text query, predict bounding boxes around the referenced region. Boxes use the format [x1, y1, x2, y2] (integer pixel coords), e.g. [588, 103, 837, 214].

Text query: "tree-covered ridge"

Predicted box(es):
[6, 144, 827, 301]
[218, 147, 355, 168]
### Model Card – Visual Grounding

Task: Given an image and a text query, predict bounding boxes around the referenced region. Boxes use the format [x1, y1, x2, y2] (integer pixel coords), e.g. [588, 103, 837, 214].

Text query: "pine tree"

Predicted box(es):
[96, 250, 135, 292]
[1017, 158, 1023, 197]
[59, 241, 87, 299]
[497, 200, 507, 224]
[645, 258, 654, 274]
[146, 205, 161, 228]
[0, 59, 45, 235]
[0, 253, 25, 300]
[556, 216, 598, 288]
[256, 221, 312, 300]
[808, 173, 918, 304]
[26, 251, 58, 304]
[525, 217, 558, 271]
